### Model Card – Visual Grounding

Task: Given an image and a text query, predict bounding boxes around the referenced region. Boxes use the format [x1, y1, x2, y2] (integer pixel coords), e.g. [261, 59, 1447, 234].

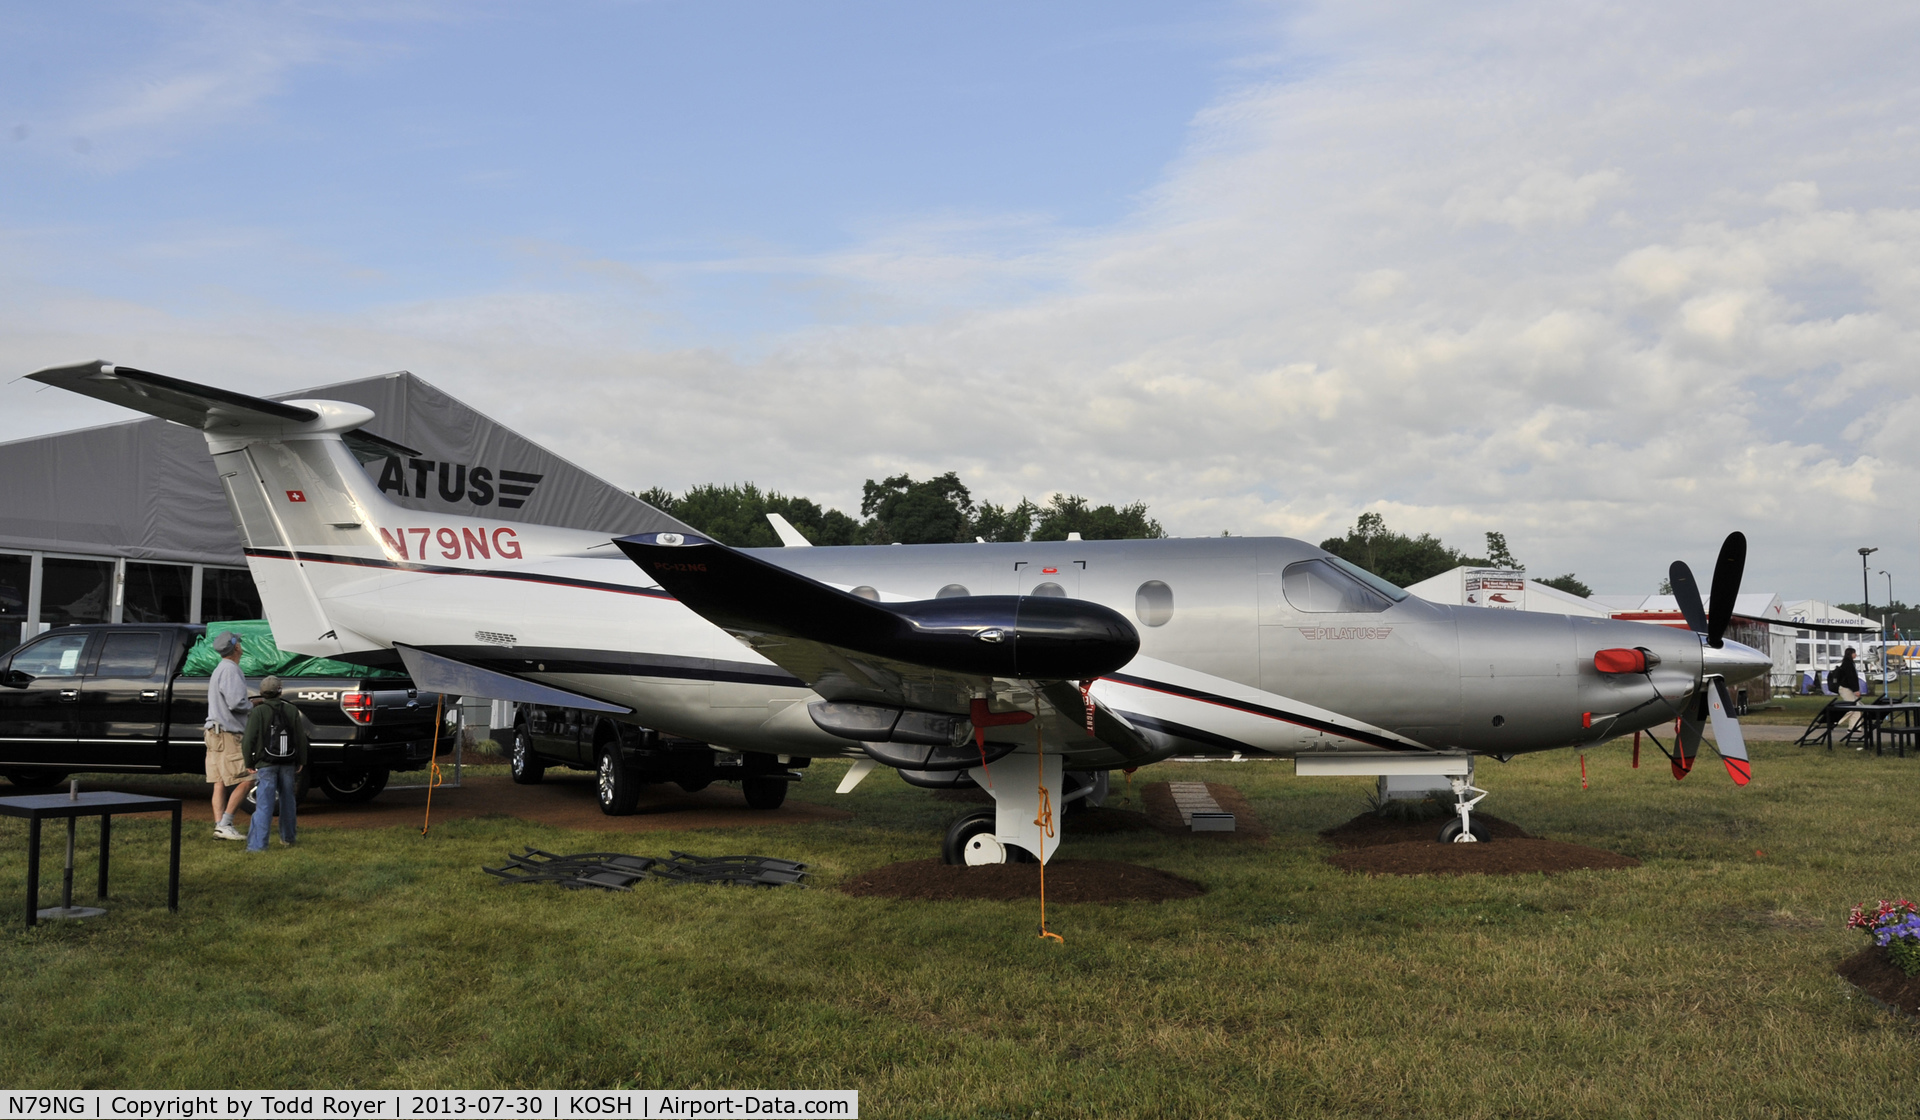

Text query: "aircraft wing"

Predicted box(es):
[613, 532, 1143, 753]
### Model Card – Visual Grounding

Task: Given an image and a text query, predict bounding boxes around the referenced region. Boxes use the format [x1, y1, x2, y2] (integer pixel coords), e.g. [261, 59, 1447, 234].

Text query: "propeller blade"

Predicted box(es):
[1669, 560, 1708, 635]
[1673, 693, 1707, 781]
[1706, 678, 1751, 785]
[1705, 532, 1747, 649]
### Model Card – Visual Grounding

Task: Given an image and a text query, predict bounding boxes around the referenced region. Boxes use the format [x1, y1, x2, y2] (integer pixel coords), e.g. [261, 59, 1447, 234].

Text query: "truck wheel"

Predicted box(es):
[742, 777, 789, 810]
[510, 724, 545, 785]
[597, 749, 641, 816]
[6, 769, 67, 790]
[318, 768, 390, 803]
[239, 768, 310, 816]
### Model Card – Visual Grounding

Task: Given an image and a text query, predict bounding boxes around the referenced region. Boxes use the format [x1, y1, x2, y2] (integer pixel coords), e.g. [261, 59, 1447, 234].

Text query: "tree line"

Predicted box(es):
[1319, 512, 1591, 595]
[637, 472, 1165, 548]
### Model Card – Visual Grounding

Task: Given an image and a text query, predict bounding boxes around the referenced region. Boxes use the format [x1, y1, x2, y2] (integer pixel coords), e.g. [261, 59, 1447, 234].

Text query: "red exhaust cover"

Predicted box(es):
[1594, 648, 1648, 674]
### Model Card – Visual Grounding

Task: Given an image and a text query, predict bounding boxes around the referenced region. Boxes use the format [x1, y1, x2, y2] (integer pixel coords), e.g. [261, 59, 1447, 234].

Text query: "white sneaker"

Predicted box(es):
[215, 823, 245, 841]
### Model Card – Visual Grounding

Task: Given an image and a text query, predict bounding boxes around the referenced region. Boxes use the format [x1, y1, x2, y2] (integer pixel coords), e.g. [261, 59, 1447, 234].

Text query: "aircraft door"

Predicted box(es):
[1011, 558, 1082, 599]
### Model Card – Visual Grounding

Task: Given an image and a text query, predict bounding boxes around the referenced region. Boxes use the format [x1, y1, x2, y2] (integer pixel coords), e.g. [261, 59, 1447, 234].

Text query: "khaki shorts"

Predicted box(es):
[204, 728, 249, 786]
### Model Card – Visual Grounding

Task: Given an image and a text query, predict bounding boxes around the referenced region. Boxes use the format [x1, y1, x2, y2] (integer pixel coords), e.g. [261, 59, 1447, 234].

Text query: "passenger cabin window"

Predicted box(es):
[1136, 581, 1174, 627]
[936, 584, 969, 599]
[1030, 582, 1066, 598]
[8, 631, 93, 679]
[96, 632, 164, 678]
[1281, 558, 1406, 614]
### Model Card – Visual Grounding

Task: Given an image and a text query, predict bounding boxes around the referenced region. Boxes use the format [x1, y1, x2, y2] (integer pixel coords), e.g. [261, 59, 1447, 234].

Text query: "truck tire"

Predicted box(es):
[6, 769, 67, 790]
[318, 767, 390, 803]
[510, 723, 545, 784]
[597, 749, 641, 816]
[742, 777, 788, 811]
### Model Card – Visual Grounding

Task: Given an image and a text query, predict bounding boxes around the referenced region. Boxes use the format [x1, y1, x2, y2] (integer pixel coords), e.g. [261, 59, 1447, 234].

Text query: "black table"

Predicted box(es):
[0, 791, 182, 928]
[1829, 702, 1920, 757]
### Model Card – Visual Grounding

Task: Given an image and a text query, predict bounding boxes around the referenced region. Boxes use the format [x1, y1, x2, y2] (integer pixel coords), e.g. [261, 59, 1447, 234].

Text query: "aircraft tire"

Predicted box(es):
[597, 749, 641, 816]
[941, 808, 998, 865]
[742, 777, 788, 810]
[1437, 818, 1492, 844]
[6, 769, 67, 790]
[318, 767, 389, 803]
[509, 724, 545, 785]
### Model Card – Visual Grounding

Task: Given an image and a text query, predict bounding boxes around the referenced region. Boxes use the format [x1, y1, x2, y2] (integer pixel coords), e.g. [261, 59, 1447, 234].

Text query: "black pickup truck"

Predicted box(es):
[507, 704, 807, 815]
[0, 623, 449, 802]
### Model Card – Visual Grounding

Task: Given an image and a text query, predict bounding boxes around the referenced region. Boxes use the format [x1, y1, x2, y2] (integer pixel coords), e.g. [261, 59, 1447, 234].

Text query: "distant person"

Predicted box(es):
[243, 675, 309, 851]
[203, 631, 253, 841]
[1833, 648, 1864, 734]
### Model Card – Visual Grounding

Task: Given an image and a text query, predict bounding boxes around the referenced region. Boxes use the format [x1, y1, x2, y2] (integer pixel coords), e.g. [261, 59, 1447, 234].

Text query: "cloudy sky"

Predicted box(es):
[3, 0, 1917, 602]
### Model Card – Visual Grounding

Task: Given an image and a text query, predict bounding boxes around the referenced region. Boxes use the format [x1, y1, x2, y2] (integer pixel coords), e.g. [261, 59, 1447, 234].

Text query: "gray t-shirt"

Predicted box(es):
[205, 657, 251, 733]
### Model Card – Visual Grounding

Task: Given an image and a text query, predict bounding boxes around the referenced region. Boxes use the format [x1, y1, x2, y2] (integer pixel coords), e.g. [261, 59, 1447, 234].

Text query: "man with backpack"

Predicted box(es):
[243, 675, 310, 851]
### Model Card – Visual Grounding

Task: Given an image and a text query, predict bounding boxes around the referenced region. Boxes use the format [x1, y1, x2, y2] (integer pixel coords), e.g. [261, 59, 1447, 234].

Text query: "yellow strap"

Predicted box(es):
[420, 695, 444, 837]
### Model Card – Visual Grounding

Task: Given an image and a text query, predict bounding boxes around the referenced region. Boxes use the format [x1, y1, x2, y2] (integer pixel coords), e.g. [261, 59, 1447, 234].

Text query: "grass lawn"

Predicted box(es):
[2, 742, 1915, 1118]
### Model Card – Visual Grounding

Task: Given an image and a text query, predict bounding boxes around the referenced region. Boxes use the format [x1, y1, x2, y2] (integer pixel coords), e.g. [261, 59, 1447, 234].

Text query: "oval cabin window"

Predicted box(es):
[936, 584, 969, 598]
[850, 585, 880, 601]
[1030, 582, 1066, 598]
[1135, 580, 1174, 627]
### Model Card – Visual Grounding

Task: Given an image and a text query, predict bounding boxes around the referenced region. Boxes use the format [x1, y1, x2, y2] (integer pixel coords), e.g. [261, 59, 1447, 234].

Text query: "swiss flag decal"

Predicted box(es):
[285, 490, 307, 503]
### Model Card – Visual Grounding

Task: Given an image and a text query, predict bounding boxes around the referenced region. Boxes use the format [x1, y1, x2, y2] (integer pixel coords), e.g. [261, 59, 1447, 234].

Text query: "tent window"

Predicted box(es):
[39, 557, 114, 627]
[124, 562, 193, 623]
[202, 568, 263, 621]
[0, 553, 28, 652]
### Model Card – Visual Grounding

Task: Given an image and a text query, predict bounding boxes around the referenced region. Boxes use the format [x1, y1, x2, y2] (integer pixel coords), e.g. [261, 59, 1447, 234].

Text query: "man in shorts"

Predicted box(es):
[204, 631, 254, 841]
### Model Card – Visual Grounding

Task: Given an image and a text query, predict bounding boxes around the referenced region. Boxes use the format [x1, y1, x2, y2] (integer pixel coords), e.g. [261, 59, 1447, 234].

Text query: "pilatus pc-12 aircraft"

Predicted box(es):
[27, 362, 1772, 864]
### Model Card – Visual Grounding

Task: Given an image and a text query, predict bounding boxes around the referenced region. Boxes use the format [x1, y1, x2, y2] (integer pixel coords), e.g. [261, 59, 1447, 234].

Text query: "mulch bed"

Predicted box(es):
[1320, 810, 1535, 850]
[838, 858, 1204, 903]
[1837, 946, 1920, 1020]
[1320, 810, 1641, 876]
[1139, 781, 1270, 839]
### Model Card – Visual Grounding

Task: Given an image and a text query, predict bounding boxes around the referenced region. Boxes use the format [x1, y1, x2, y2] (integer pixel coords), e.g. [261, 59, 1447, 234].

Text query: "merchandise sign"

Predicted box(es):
[3, 1091, 857, 1119]
[1463, 569, 1526, 610]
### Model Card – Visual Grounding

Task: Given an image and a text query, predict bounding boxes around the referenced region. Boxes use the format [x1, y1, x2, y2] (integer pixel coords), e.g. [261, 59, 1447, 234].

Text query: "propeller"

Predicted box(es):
[1668, 531, 1746, 648]
[1666, 531, 1752, 785]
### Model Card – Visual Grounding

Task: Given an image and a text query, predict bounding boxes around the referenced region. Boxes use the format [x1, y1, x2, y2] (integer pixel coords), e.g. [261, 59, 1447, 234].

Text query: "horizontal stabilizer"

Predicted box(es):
[393, 644, 631, 713]
[30, 361, 319, 429]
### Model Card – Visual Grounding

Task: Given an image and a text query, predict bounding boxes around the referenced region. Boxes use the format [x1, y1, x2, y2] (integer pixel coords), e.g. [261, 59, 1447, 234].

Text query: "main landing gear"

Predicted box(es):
[939, 765, 1107, 866]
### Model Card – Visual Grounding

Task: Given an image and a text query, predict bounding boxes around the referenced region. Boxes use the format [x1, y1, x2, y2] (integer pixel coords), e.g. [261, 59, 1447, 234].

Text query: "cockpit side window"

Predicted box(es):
[1281, 559, 1398, 614]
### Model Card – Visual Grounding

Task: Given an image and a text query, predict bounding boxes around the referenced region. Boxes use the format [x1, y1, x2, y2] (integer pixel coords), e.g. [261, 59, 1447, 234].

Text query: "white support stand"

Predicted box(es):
[966, 751, 1064, 865]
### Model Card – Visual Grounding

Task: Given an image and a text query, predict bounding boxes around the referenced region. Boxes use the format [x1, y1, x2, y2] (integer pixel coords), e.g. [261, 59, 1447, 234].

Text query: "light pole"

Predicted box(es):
[1859, 547, 1878, 614]
[1883, 569, 1899, 698]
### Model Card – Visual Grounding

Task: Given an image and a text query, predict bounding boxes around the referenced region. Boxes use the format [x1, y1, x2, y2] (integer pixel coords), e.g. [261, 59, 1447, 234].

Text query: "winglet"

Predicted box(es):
[766, 513, 812, 547]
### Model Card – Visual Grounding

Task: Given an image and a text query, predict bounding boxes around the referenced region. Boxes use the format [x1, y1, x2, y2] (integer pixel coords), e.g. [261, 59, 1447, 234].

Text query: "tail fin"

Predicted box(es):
[27, 361, 588, 659]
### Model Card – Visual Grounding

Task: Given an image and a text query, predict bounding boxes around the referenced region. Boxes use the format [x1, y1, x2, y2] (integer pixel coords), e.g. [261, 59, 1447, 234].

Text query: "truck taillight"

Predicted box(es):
[341, 690, 374, 725]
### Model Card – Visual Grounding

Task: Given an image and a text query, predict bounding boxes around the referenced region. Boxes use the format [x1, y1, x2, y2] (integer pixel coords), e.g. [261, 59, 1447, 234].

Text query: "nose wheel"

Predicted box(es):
[1438, 771, 1491, 843]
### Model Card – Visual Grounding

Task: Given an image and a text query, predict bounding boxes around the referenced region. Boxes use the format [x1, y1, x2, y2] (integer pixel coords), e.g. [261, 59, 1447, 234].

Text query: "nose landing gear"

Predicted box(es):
[1438, 769, 1491, 843]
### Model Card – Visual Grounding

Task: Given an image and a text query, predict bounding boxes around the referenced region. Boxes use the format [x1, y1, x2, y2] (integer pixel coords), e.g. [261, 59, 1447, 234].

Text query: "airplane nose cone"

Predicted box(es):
[1702, 638, 1770, 684]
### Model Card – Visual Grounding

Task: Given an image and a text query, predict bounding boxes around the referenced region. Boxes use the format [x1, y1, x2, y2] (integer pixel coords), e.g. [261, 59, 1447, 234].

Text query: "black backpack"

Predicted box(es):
[260, 700, 299, 764]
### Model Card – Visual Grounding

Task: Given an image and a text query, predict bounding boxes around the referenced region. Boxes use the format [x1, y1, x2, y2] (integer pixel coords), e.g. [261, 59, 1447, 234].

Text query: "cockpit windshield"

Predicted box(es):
[1281, 556, 1407, 614]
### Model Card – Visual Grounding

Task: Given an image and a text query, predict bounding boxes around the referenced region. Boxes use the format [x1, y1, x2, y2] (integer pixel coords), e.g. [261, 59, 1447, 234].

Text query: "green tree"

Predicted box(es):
[1541, 573, 1592, 597]
[640, 483, 862, 547]
[1029, 494, 1165, 541]
[861, 472, 975, 544]
[972, 499, 1039, 543]
[1320, 514, 1490, 588]
[1485, 532, 1523, 571]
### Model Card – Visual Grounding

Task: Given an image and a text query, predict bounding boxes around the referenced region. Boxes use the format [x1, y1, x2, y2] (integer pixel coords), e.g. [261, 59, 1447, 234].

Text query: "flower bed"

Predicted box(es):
[1837, 898, 1920, 1019]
